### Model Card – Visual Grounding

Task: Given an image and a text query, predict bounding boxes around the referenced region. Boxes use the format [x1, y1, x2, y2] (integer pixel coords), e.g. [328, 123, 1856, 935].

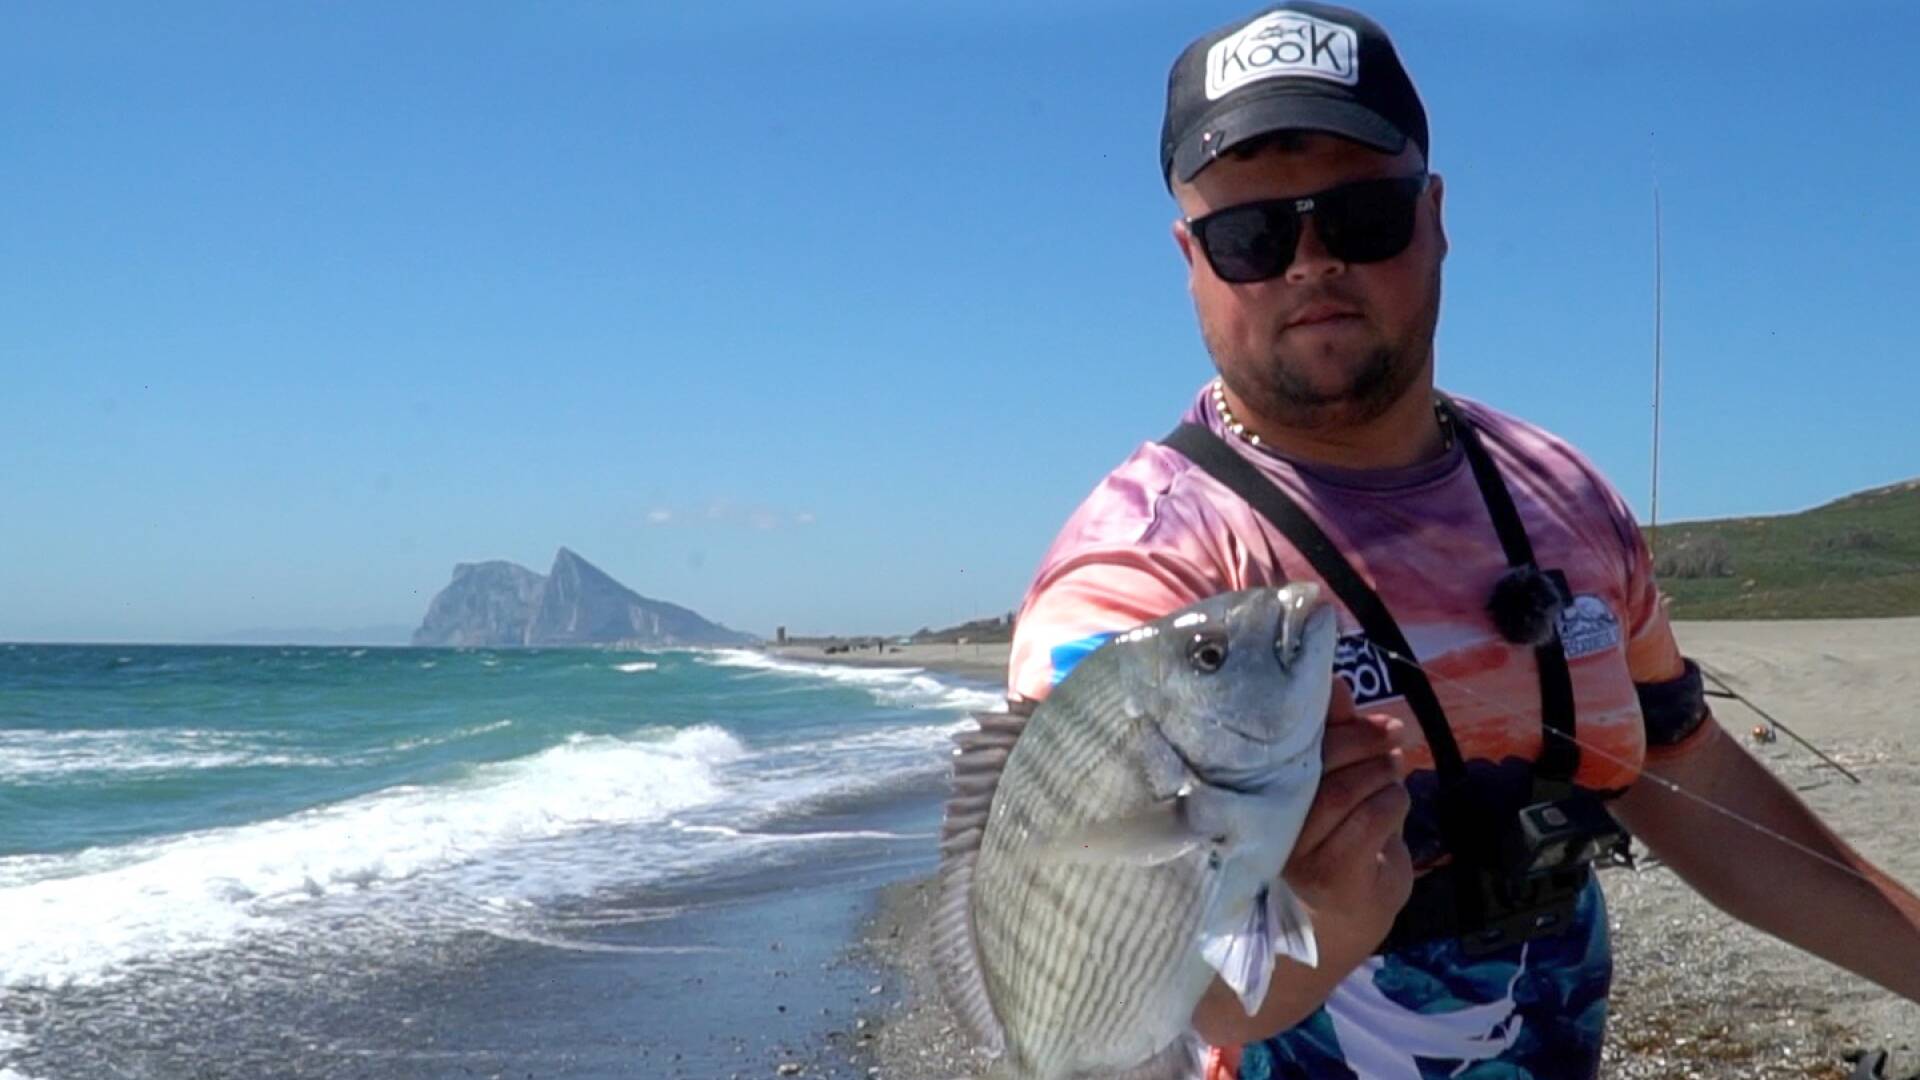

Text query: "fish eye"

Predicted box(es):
[1187, 632, 1229, 673]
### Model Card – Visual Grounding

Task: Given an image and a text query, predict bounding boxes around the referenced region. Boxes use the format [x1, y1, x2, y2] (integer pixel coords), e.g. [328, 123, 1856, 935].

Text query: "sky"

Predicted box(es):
[4, 0, 1917, 643]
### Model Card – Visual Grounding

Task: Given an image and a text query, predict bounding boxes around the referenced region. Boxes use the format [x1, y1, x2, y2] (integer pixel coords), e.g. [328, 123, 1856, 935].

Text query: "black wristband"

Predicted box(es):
[1639, 658, 1708, 747]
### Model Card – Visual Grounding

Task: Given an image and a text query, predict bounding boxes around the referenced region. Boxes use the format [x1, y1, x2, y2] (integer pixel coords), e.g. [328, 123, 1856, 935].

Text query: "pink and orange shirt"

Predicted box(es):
[1005, 383, 1715, 1079]
[1010, 385, 1709, 800]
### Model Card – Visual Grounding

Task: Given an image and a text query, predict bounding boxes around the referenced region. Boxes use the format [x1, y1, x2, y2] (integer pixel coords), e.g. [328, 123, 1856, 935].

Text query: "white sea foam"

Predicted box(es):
[0, 725, 745, 989]
[387, 718, 514, 752]
[0, 729, 334, 783]
[480, 927, 725, 955]
[0, 1025, 44, 1080]
[699, 649, 1002, 713]
[0, 648, 999, 995]
[612, 661, 659, 673]
[671, 822, 929, 842]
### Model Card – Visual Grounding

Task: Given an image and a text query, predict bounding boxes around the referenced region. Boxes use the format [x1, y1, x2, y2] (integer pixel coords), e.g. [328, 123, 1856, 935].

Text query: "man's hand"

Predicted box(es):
[1192, 680, 1414, 1046]
[1284, 677, 1416, 956]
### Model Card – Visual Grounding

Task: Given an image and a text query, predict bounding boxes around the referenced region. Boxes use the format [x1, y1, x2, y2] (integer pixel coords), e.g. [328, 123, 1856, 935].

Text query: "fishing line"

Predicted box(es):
[1370, 643, 1884, 889]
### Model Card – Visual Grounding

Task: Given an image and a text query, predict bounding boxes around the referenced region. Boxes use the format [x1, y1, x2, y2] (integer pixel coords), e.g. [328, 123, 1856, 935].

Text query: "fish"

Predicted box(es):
[932, 584, 1338, 1080]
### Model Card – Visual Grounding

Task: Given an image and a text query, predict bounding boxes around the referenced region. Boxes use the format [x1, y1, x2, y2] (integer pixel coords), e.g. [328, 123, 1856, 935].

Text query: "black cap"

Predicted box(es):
[1160, 2, 1429, 186]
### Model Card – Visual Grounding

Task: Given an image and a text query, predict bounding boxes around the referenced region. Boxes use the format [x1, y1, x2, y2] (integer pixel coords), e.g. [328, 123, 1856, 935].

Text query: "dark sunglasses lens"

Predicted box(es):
[1198, 204, 1299, 283]
[1316, 177, 1422, 264]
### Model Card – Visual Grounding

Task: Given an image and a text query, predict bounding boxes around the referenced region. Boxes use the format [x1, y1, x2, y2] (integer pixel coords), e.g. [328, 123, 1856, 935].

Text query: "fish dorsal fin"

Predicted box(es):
[931, 705, 1030, 1057]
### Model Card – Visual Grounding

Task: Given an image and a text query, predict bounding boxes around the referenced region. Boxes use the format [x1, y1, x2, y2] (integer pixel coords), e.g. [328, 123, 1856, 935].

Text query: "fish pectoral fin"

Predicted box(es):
[1035, 799, 1207, 867]
[1200, 883, 1319, 1016]
[1268, 880, 1318, 969]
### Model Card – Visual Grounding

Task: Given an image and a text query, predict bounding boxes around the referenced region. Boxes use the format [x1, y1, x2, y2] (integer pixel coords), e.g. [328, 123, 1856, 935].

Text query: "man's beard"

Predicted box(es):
[1210, 270, 1441, 432]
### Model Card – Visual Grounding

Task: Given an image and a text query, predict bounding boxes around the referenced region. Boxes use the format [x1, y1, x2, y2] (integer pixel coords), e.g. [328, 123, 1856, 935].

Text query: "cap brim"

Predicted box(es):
[1168, 93, 1408, 185]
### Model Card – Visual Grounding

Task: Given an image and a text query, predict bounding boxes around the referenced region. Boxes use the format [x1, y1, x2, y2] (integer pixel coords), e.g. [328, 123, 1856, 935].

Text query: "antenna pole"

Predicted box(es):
[1649, 184, 1664, 557]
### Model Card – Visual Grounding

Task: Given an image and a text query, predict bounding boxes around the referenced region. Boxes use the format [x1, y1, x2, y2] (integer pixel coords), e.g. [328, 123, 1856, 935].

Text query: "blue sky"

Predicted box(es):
[4, 1, 1916, 642]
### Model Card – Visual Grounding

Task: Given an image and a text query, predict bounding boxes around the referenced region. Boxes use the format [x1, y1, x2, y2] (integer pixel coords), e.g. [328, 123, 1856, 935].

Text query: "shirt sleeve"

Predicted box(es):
[1007, 545, 1221, 705]
[1606, 484, 1718, 762]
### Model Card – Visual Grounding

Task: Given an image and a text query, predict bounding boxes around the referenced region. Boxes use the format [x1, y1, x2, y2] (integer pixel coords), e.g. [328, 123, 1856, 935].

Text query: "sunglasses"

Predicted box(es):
[1186, 173, 1431, 284]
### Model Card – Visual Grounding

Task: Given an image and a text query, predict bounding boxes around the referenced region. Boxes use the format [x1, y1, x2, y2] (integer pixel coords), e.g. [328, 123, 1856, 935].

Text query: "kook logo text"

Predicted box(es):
[1206, 10, 1360, 100]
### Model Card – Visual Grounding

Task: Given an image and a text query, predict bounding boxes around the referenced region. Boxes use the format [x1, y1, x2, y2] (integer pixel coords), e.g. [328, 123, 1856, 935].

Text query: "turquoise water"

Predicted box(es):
[0, 643, 995, 1077]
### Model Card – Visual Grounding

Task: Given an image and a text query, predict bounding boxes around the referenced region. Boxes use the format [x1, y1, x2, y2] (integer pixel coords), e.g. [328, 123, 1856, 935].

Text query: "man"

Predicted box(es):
[1003, 3, 1920, 1076]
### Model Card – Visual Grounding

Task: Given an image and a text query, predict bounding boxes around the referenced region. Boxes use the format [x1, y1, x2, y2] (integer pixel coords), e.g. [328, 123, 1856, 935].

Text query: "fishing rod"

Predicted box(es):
[1371, 642, 1883, 890]
[1649, 180, 1664, 561]
[1697, 664, 1862, 784]
[1635, 167, 1857, 784]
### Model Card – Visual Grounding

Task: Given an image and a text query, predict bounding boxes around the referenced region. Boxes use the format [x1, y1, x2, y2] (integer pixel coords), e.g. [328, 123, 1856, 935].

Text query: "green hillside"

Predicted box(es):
[1646, 479, 1920, 619]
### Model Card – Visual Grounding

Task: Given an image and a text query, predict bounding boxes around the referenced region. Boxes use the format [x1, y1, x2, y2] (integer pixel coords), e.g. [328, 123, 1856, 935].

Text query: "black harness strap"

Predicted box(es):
[1440, 397, 1581, 784]
[1162, 403, 1585, 845]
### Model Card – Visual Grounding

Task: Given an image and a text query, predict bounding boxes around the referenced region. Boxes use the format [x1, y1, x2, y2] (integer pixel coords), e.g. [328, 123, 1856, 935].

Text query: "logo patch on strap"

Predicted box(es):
[1334, 632, 1400, 706]
[1558, 595, 1622, 660]
[1206, 10, 1360, 101]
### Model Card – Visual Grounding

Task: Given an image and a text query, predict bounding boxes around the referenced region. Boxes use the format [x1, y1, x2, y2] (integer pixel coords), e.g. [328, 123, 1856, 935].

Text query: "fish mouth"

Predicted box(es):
[1274, 582, 1327, 673]
[1209, 583, 1332, 749]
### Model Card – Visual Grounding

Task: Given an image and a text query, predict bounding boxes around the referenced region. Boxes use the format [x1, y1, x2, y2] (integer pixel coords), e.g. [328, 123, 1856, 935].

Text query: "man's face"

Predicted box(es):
[1172, 132, 1446, 432]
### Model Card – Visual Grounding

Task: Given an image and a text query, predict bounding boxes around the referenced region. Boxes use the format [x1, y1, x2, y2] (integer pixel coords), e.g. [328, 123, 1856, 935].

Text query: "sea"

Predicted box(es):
[0, 643, 1000, 1080]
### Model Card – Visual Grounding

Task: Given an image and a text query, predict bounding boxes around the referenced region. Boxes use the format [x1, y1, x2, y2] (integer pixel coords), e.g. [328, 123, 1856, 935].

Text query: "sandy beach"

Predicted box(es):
[829, 618, 1920, 1078]
[769, 642, 1013, 683]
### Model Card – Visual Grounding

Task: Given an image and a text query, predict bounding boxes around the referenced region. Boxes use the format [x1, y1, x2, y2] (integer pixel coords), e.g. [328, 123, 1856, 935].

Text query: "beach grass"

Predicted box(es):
[1649, 479, 1920, 619]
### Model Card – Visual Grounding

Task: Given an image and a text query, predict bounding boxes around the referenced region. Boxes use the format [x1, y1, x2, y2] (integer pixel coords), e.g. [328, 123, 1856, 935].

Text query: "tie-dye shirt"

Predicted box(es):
[1006, 384, 1714, 1080]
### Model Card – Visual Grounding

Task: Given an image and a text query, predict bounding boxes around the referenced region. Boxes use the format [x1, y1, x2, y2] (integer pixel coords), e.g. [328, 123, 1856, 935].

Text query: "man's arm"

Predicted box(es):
[1613, 723, 1920, 1003]
[1190, 682, 1414, 1045]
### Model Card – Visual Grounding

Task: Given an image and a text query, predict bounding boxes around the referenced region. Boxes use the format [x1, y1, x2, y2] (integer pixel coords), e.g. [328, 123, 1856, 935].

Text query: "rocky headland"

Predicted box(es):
[413, 547, 754, 648]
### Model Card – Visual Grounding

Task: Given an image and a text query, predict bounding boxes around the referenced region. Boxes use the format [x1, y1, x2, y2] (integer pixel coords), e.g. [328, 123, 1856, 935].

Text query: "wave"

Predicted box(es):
[0, 648, 1002, 997]
[670, 822, 932, 842]
[698, 649, 1002, 713]
[0, 729, 337, 783]
[612, 661, 658, 673]
[0, 725, 745, 989]
[479, 927, 726, 955]
[387, 718, 515, 753]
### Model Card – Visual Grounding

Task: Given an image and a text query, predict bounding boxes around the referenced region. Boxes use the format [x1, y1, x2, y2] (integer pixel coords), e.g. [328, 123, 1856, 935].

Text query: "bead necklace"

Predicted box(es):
[1208, 378, 1262, 447]
[1208, 377, 1455, 452]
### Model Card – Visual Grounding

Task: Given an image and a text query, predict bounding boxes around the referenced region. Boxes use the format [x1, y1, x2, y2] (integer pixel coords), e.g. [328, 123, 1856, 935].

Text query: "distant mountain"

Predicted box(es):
[1649, 477, 1920, 619]
[211, 625, 414, 646]
[412, 548, 755, 647]
[413, 561, 547, 648]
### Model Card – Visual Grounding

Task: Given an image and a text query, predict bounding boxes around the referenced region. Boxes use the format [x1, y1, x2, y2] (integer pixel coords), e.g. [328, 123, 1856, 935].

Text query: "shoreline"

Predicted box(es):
[768, 642, 1012, 685]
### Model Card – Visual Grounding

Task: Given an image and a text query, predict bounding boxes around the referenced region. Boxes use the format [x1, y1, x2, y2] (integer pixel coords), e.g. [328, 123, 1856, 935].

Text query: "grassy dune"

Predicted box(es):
[1648, 479, 1920, 619]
